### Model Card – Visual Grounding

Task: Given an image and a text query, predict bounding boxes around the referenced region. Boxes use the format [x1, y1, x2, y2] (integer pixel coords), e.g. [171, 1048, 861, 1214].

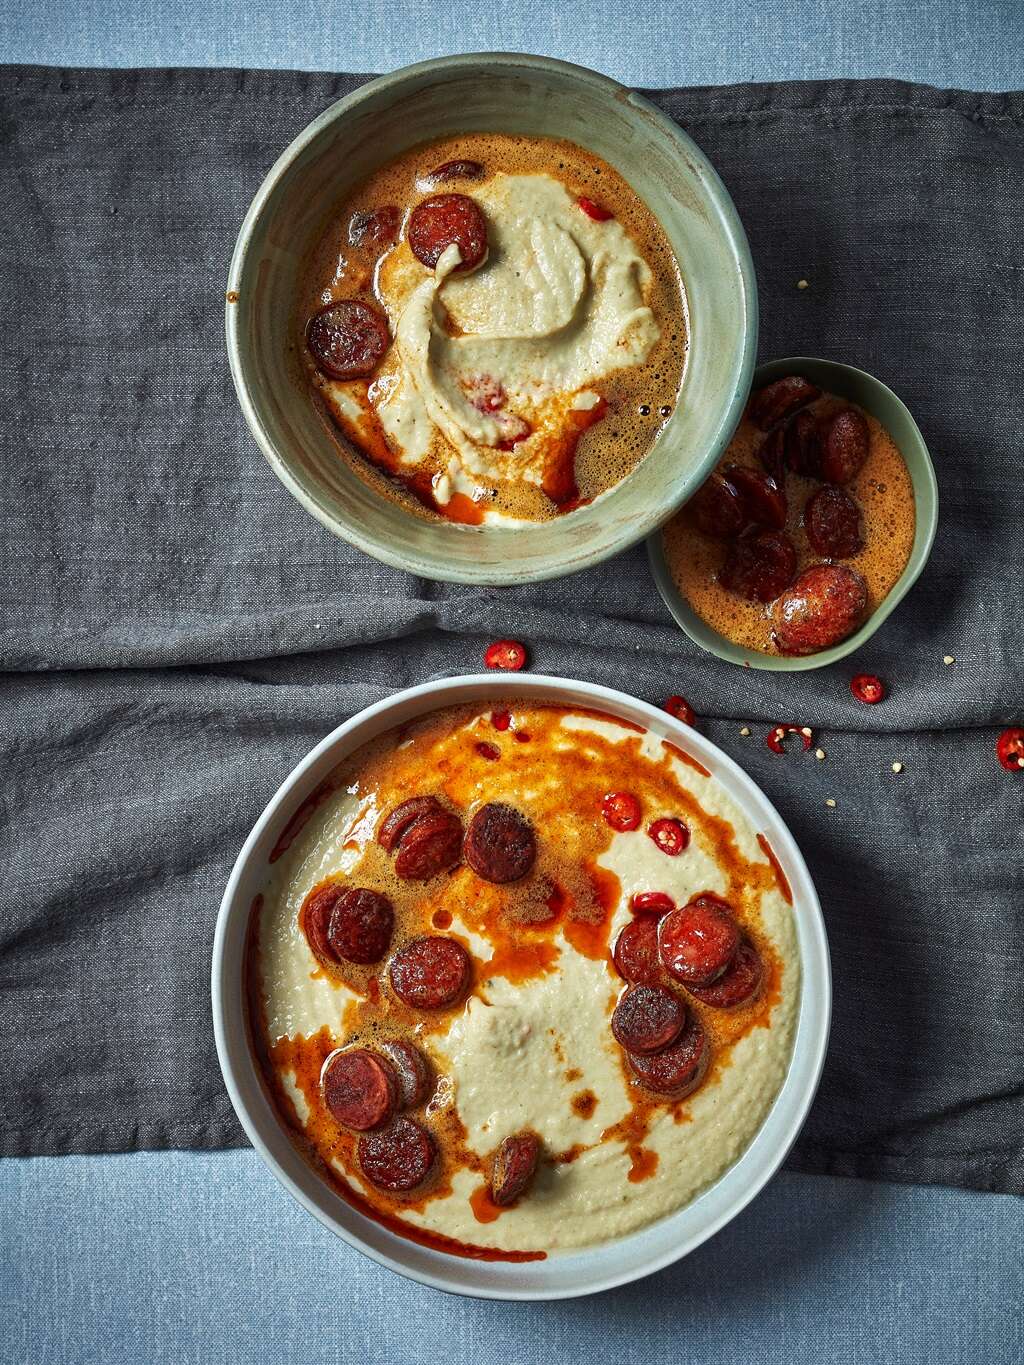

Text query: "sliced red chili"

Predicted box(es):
[602, 791, 642, 832]
[577, 196, 613, 222]
[630, 891, 676, 917]
[484, 639, 527, 671]
[664, 695, 695, 726]
[491, 709, 512, 731]
[648, 818, 690, 856]
[475, 741, 500, 761]
[996, 727, 1024, 772]
[766, 725, 813, 755]
[851, 674, 885, 704]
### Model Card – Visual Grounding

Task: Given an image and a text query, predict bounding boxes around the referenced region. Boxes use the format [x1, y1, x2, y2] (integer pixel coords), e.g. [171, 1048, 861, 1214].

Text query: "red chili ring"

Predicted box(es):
[851, 674, 885, 705]
[491, 710, 512, 731]
[996, 727, 1024, 772]
[475, 741, 501, 761]
[630, 891, 676, 917]
[484, 639, 527, 671]
[647, 818, 690, 856]
[664, 695, 695, 725]
[602, 791, 642, 832]
[577, 196, 613, 222]
[766, 725, 813, 755]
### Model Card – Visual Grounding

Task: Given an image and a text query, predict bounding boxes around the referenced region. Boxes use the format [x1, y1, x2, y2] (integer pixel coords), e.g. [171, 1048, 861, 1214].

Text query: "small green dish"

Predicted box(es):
[647, 356, 939, 671]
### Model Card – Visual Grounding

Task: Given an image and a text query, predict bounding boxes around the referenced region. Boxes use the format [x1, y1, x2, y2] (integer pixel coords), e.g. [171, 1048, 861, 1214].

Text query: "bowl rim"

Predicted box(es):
[211, 672, 831, 1300]
[224, 51, 758, 585]
[646, 355, 940, 670]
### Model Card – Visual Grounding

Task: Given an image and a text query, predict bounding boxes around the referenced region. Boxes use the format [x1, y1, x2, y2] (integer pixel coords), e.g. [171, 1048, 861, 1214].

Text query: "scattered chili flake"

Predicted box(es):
[767, 725, 813, 755]
[851, 674, 885, 704]
[513, 730, 531, 743]
[815, 748, 826, 761]
[740, 727, 751, 737]
[892, 762, 904, 773]
[647, 818, 690, 856]
[491, 709, 512, 731]
[602, 791, 642, 832]
[797, 278, 809, 289]
[664, 695, 695, 726]
[943, 655, 955, 665]
[484, 639, 527, 671]
[996, 728, 1024, 772]
[475, 741, 501, 761]
[825, 798, 837, 808]
[630, 891, 676, 917]
[577, 196, 613, 222]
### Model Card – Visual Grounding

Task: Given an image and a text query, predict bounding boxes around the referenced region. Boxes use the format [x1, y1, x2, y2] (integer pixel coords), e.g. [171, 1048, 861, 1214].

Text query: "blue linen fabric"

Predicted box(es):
[1, 1155, 1022, 1365]
[1, 5, 1022, 1364]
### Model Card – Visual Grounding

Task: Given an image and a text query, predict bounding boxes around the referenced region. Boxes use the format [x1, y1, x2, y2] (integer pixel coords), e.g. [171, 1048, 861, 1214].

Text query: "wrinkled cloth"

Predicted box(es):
[0, 67, 1021, 1193]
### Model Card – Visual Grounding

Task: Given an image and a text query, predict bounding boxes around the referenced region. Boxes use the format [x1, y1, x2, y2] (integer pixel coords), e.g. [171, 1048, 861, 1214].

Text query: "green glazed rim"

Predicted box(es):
[647, 356, 940, 671]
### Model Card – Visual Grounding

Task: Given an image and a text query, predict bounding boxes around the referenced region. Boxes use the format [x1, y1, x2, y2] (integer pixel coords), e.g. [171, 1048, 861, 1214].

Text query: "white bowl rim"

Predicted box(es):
[224, 52, 758, 585]
[211, 673, 831, 1300]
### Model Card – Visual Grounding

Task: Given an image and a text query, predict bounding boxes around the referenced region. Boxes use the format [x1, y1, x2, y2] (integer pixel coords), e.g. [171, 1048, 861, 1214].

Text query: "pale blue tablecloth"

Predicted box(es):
[1, 3, 1022, 1362]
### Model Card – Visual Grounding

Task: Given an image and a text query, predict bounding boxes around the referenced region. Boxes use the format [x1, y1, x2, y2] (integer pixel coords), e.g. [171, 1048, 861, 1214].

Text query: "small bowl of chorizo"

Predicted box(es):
[648, 356, 939, 670]
[225, 52, 756, 584]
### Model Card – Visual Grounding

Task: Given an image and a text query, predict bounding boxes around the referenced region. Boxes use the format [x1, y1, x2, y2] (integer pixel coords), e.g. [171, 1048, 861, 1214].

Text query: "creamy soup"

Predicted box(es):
[297, 135, 688, 524]
[247, 703, 799, 1260]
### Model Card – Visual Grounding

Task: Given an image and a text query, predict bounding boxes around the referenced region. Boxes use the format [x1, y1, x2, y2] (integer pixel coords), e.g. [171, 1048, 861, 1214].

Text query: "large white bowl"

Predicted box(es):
[211, 675, 830, 1299]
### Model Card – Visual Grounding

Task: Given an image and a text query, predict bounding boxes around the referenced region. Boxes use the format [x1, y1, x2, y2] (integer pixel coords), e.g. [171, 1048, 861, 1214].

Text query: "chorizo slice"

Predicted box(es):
[628, 1012, 708, 1098]
[658, 897, 740, 987]
[377, 796, 444, 852]
[464, 802, 537, 884]
[408, 193, 488, 271]
[305, 298, 390, 381]
[612, 916, 662, 985]
[380, 1040, 433, 1109]
[423, 159, 485, 185]
[748, 375, 820, 431]
[392, 809, 463, 881]
[719, 530, 797, 604]
[686, 940, 764, 1009]
[818, 407, 869, 484]
[771, 563, 868, 655]
[610, 984, 686, 1055]
[389, 936, 471, 1010]
[358, 1117, 437, 1193]
[301, 882, 341, 963]
[490, 1132, 541, 1206]
[724, 464, 787, 531]
[690, 471, 746, 538]
[804, 485, 864, 559]
[326, 887, 394, 965]
[322, 1048, 397, 1132]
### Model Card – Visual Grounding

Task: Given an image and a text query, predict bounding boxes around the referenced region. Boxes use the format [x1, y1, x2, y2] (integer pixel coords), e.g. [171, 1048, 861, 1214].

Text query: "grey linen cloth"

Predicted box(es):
[1, 67, 1021, 1194]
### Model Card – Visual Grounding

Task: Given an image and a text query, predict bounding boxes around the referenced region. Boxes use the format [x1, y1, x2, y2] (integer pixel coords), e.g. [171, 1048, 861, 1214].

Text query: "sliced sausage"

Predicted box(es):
[628, 1012, 708, 1098]
[377, 796, 444, 852]
[758, 426, 787, 482]
[724, 464, 787, 530]
[719, 530, 797, 603]
[325, 887, 394, 965]
[491, 1132, 541, 1206]
[322, 1048, 397, 1132]
[690, 471, 746, 538]
[358, 1117, 437, 1193]
[771, 563, 868, 655]
[610, 984, 686, 1055]
[348, 205, 400, 248]
[658, 897, 740, 987]
[389, 936, 471, 1010]
[687, 940, 764, 1008]
[408, 193, 488, 271]
[380, 1040, 433, 1109]
[423, 159, 485, 184]
[306, 299, 390, 381]
[786, 409, 821, 476]
[748, 376, 820, 431]
[818, 407, 869, 484]
[612, 916, 662, 985]
[301, 882, 341, 962]
[393, 809, 463, 881]
[464, 802, 537, 884]
[804, 485, 864, 559]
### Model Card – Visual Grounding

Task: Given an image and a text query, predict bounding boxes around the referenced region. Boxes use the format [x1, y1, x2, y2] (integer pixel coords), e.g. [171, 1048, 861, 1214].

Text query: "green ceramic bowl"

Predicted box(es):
[226, 53, 757, 585]
[647, 357, 939, 670]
